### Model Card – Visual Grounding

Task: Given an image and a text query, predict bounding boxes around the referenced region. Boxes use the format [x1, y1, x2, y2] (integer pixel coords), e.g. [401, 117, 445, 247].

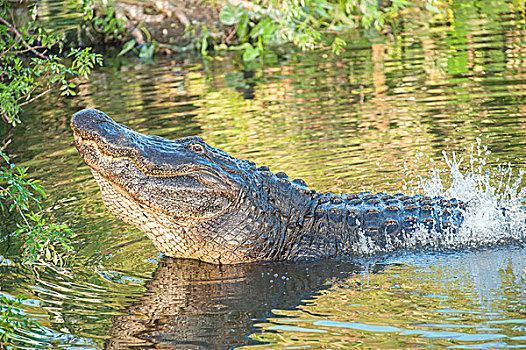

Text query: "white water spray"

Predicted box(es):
[432, 141, 525, 247]
[357, 139, 526, 254]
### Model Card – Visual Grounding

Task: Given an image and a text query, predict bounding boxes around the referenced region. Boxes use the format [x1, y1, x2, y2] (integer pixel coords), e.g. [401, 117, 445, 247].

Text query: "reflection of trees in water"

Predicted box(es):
[105, 257, 370, 349]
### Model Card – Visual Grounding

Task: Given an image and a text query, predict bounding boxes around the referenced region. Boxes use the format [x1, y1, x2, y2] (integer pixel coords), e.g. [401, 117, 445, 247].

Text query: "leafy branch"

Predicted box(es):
[0, 1, 102, 265]
[216, 0, 444, 60]
[0, 151, 73, 264]
[0, 2, 103, 125]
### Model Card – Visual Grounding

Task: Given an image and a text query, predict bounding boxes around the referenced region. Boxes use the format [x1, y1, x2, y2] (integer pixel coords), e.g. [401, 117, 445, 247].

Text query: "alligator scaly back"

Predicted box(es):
[71, 108, 469, 264]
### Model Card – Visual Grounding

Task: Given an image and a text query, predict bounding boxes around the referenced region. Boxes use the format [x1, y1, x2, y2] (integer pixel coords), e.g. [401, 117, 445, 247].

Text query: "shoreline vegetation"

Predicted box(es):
[0, 0, 444, 345]
[82, 0, 444, 59]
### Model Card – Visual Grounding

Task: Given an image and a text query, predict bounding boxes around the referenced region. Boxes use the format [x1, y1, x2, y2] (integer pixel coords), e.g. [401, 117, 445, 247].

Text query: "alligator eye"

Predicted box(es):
[189, 143, 205, 154]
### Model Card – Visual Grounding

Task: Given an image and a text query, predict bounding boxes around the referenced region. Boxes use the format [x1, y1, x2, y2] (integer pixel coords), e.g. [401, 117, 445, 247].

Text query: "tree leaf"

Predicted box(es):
[220, 4, 237, 25]
[242, 44, 260, 61]
[118, 40, 136, 56]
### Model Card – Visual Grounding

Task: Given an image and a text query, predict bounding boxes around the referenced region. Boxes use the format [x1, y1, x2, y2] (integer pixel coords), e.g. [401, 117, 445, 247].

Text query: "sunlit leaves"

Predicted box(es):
[118, 39, 136, 56]
[69, 47, 103, 80]
[85, 0, 127, 40]
[0, 3, 103, 125]
[0, 2, 80, 265]
[0, 151, 74, 265]
[15, 212, 74, 265]
[242, 43, 260, 61]
[331, 37, 347, 55]
[0, 151, 45, 215]
[219, 4, 241, 26]
[219, 3, 277, 61]
[218, 0, 445, 61]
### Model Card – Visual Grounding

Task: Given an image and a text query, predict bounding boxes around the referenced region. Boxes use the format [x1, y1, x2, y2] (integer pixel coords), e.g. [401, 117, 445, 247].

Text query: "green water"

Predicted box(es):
[2, 0, 526, 348]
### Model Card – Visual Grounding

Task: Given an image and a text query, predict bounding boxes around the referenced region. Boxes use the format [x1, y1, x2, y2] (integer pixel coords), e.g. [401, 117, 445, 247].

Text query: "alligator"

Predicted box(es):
[71, 108, 466, 264]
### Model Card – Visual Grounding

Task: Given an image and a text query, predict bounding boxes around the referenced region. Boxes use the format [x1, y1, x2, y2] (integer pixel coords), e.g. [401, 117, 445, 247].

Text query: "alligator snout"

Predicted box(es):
[71, 108, 114, 134]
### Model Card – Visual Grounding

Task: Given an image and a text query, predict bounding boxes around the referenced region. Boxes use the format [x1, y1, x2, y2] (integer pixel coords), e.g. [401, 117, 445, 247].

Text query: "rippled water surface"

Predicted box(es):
[2, 1, 526, 348]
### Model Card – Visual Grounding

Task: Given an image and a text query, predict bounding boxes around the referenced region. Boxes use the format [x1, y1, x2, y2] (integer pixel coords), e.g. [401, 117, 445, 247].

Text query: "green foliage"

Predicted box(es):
[0, 2, 86, 265]
[16, 212, 74, 265]
[83, 0, 158, 61]
[82, 0, 443, 62]
[219, 0, 444, 61]
[118, 38, 136, 56]
[0, 2, 103, 126]
[0, 295, 45, 345]
[0, 151, 45, 215]
[0, 151, 74, 264]
[118, 40, 157, 61]
[86, 2, 127, 41]
[219, 3, 280, 60]
[186, 24, 213, 59]
[198, 25, 210, 56]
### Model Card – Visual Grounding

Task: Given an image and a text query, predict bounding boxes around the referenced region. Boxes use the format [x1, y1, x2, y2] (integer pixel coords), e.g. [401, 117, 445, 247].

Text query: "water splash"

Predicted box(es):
[356, 139, 526, 255]
[415, 139, 526, 250]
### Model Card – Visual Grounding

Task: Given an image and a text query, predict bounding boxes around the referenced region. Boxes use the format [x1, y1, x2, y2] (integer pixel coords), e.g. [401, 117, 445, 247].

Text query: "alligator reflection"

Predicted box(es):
[106, 257, 376, 349]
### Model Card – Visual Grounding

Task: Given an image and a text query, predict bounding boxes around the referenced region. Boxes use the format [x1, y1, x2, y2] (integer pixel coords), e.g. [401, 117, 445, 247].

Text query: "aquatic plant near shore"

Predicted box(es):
[216, 0, 445, 60]
[0, 151, 74, 265]
[80, 0, 445, 61]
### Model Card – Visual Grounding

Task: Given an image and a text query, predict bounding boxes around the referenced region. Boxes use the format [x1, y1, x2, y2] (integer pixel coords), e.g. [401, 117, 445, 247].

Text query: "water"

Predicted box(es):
[2, 0, 526, 348]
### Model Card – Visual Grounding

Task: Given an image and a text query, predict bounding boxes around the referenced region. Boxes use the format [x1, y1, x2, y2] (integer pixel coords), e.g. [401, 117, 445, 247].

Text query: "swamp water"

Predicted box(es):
[2, 1, 526, 348]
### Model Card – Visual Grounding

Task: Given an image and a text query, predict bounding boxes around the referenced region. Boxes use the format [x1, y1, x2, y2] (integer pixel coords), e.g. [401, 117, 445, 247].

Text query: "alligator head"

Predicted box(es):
[71, 109, 310, 264]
